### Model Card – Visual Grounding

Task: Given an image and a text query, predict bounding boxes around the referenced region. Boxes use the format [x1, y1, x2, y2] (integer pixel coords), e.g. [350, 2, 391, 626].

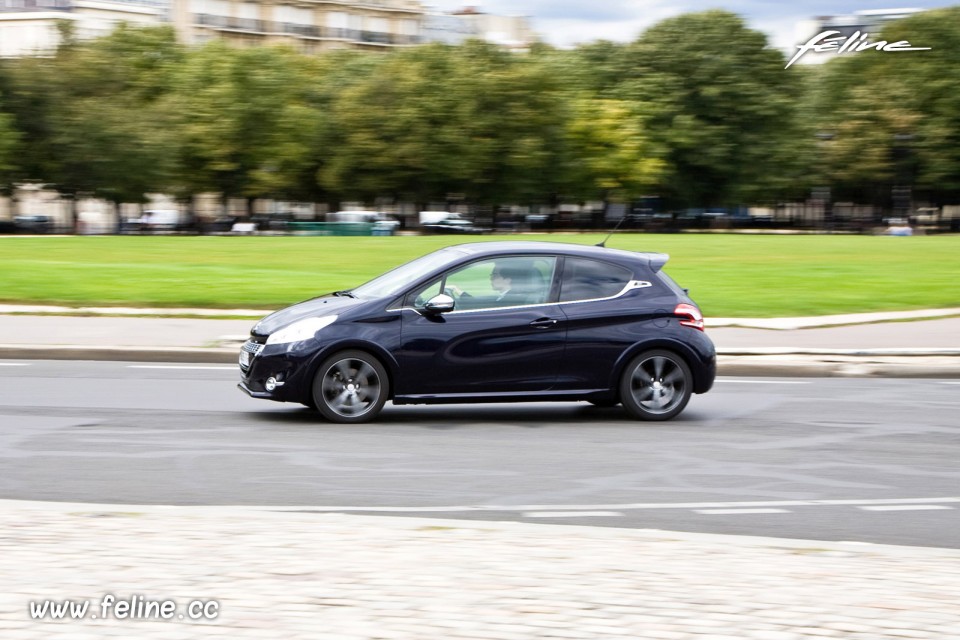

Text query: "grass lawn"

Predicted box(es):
[1, 233, 958, 317]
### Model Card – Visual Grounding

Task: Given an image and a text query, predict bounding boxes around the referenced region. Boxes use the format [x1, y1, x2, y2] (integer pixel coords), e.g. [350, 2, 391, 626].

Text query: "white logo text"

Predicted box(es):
[786, 30, 931, 69]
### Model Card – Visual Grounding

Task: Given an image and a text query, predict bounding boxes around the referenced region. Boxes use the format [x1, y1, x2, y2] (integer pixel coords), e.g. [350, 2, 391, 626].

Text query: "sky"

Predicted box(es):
[421, 1, 958, 52]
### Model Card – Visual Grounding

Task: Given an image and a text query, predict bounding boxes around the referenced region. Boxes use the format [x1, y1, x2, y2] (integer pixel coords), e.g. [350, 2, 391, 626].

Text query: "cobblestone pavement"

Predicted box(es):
[3, 501, 959, 639]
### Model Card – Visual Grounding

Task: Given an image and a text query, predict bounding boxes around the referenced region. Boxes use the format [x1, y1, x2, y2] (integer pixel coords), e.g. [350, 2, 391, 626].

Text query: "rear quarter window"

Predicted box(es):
[558, 258, 633, 302]
[656, 271, 688, 297]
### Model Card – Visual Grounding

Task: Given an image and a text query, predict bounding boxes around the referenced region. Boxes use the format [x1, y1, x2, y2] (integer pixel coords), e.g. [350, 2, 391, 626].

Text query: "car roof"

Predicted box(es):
[443, 241, 668, 271]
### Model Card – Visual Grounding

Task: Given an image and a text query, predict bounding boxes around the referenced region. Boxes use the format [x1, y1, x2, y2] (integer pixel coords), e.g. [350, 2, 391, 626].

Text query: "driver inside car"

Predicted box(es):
[447, 263, 543, 307]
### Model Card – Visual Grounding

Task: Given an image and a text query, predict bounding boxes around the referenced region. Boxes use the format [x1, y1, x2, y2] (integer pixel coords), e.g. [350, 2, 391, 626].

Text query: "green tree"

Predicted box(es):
[563, 96, 664, 211]
[441, 40, 567, 206]
[319, 44, 460, 205]
[621, 11, 806, 209]
[0, 26, 183, 229]
[815, 7, 960, 205]
[0, 93, 19, 187]
[0, 56, 59, 191]
[171, 42, 326, 215]
[531, 40, 629, 98]
[321, 40, 567, 208]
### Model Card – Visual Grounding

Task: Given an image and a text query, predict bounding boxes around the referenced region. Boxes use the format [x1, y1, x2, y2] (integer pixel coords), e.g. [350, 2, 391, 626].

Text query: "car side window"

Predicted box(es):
[409, 256, 557, 312]
[558, 258, 633, 302]
[407, 279, 443, 309]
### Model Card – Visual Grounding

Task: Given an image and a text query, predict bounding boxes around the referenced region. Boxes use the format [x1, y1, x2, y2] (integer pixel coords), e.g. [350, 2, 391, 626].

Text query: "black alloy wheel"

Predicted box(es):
[312, 350, 389, 423]
[619, 349, 692, 421]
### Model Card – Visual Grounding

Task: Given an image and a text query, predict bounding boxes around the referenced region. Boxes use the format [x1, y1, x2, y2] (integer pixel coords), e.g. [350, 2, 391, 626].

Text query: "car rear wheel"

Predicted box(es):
[312, 350, 389, 424]
[620, 350, 692, 421]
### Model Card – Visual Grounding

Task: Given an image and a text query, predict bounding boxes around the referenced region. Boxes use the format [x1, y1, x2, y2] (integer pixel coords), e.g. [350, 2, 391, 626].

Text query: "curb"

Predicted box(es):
[0, 304, 271, 318]
[0, 345, 237, 364]
[2, 345, 960, 377]
[709, 307, 960, 329]
[4, 498, 960, 557]
[718, 347, 960, 356]
[717, 357, 960, 378]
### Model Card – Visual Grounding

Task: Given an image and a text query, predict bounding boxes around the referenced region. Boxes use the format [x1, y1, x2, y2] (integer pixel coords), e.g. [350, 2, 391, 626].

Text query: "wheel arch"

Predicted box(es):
[609, 338, 706, 397]
[303, 339, 399, 404]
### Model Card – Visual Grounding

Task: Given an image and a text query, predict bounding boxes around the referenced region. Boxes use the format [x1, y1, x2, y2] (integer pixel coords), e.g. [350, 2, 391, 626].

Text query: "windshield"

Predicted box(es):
[350, 248, 466, 300]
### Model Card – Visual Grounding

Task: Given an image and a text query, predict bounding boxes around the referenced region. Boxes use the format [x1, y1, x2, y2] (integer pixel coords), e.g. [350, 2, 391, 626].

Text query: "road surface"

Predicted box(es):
[2, 360, 958, 548]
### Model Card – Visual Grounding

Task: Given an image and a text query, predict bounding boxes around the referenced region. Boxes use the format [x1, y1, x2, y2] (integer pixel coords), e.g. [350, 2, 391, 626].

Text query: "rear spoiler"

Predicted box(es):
[646, 253, 669, 273]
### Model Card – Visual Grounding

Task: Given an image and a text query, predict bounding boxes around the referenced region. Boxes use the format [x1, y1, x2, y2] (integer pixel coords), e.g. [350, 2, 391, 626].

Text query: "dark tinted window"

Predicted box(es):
[559, 258, 632, 302]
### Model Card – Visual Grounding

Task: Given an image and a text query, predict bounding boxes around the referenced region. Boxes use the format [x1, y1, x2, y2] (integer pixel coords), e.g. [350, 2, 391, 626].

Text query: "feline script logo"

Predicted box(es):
[786, 30, 931, 69]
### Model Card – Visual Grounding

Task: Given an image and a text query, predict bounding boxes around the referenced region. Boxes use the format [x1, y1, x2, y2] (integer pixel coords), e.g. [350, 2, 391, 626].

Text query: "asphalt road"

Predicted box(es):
[2, 360, 959, 548]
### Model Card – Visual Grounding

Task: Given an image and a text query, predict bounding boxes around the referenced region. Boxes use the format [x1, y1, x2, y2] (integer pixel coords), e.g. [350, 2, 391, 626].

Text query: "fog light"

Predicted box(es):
[265, 377, 278, 392]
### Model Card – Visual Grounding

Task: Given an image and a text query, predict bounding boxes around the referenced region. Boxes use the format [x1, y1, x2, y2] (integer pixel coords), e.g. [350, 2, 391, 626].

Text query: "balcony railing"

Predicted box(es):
[195, 14, 268, 33]
[0, 0, 70, 12]
[194, 14, 422, 45]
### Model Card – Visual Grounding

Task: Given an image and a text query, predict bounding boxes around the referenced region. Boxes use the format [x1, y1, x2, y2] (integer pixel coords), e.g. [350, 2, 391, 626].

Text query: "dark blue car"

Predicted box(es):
[239, 241, 715, 423]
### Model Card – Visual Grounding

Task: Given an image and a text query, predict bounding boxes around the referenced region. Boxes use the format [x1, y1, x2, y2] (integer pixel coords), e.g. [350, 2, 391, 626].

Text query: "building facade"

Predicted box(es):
[447, 6, 532, 51]
[1, 0, 536, 56]
[172, 0, 424, 52]
[0, 0, 166, 56]
[420, 5, 533, 50]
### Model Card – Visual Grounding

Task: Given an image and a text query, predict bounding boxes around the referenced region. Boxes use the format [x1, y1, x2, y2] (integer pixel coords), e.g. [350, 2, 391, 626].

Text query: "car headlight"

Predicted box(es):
[266, 315, 338, 346]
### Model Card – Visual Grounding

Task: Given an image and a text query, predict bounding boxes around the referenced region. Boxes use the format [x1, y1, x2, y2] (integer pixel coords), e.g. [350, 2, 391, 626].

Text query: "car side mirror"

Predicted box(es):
[424, 294, 455, 314]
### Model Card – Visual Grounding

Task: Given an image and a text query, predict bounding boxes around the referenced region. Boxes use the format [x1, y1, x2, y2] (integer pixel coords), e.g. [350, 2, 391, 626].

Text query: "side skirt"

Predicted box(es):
[393, 389, 612, 406]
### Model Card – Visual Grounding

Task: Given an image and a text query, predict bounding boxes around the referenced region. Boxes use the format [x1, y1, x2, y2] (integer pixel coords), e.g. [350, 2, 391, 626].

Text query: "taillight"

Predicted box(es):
[674, 303, 704, 331]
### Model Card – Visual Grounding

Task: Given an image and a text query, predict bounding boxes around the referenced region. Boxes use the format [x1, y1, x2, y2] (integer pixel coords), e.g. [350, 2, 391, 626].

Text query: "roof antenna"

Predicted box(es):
[596, 215, 628, 248]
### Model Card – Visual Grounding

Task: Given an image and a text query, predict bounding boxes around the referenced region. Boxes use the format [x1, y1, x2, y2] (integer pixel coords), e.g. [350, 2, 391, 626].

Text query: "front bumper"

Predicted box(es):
[238, 339, 314, 403]
[237, 381, 276, 399]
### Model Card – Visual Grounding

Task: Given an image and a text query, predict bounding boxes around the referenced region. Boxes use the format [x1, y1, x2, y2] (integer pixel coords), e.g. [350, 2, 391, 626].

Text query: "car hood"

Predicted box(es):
[250, 295, 366, 337]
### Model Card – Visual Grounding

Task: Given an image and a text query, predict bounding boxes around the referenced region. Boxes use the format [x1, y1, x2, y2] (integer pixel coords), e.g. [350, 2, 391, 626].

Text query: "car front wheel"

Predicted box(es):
[620, 350, 692, 421]
[312, 350, 389, 423]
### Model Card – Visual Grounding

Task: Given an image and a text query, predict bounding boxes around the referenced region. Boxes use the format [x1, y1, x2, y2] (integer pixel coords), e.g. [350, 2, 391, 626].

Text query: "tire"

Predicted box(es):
[312, 350, 389, 424]
[619, 350, 692, 421]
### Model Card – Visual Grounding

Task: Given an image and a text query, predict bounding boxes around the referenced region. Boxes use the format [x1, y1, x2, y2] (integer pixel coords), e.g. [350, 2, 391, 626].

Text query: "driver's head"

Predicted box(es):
[491, 264, 525, 292]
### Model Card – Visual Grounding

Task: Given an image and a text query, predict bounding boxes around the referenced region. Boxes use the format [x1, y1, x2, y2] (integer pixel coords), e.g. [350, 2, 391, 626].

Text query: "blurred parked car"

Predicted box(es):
[251, 212, 295, 232]
[329, 210, 399, 229]
[13, 215, 54, 234]
[203, 216, 240, 234]
[525, 213, 552, 230]
[239, 241, 715, 423]
[421, 218, 488, 234]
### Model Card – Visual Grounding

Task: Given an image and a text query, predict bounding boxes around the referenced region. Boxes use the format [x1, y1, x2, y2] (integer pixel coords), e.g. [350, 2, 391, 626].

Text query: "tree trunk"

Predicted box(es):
[69, 195, 79, 235]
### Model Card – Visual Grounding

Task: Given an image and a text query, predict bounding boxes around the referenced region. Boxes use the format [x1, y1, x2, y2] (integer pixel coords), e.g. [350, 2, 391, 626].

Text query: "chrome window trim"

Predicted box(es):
[386, 280, 652, 315]
[560, 279, 652, 307]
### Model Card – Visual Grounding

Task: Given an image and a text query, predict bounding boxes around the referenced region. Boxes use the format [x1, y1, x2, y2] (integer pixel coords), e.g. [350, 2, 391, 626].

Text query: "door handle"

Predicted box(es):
[529, 317, 559, 329]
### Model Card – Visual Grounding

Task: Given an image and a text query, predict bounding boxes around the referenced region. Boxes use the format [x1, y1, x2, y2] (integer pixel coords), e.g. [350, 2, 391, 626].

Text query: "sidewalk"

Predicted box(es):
[0, 306, 957, 376]
[3, 500, 959, 639]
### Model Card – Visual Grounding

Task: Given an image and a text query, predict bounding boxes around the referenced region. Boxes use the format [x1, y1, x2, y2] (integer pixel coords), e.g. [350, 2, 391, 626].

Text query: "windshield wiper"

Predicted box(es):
[332, 290, 357, 298]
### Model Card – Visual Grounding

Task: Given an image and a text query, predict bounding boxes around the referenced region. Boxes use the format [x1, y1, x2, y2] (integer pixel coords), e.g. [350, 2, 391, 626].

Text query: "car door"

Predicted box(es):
[395, 255, 565, 397]
[554, 256, 654, 390]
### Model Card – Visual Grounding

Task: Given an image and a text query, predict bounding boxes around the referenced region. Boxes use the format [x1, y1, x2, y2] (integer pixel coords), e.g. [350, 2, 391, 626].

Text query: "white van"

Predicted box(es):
[328, 210, 399, 230]
[140, 209, 180, 230]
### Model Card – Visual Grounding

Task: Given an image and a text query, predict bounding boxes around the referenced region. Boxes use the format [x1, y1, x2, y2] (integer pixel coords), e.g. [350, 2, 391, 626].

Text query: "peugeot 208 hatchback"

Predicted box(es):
[238, 241, 715, 423]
